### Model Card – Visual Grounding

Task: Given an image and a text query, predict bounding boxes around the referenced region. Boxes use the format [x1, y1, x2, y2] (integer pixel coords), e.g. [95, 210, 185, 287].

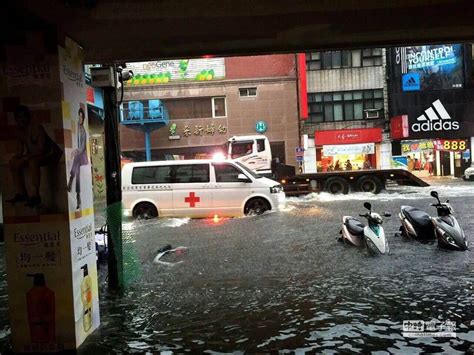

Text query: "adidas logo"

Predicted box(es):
[411, 99, 459, 132]
[405, 76, 417, 86]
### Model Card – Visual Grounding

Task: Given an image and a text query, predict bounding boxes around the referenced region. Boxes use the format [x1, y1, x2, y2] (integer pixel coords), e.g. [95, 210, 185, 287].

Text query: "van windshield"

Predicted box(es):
[235, 161, 262, 179]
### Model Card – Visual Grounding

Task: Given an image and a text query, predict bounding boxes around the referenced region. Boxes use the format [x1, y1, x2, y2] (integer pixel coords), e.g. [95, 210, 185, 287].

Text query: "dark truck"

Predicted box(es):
[274, 165, 429, 196]
[226, 135, 429, 196]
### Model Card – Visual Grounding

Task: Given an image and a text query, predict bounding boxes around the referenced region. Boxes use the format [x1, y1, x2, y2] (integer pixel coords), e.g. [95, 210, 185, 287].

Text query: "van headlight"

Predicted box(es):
[270, 185, 283, 194]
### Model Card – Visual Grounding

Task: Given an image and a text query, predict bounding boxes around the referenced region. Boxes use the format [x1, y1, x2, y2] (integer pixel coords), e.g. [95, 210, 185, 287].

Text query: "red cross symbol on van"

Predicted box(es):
[185, 192, 200, 207]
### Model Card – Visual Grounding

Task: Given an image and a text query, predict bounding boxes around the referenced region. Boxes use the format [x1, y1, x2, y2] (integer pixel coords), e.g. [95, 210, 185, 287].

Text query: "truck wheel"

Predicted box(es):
[324, 177, 349, 194]
[133, 202, 158, 220]
[356, 175, 383, 194]
[244, 197, 270, 216]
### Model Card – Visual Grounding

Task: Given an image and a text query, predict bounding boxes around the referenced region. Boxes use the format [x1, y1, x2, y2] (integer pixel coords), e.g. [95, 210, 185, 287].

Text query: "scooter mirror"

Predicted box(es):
[384, 212, 391, 217]
[363, 202, 371, 211]
[430, 191, 439, 199]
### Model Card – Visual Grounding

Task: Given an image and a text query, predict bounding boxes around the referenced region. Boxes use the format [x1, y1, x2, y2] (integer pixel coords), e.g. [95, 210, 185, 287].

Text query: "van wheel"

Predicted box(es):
[356, 175, 383, 194]
[324, 177, 349, 194]
[133, 202, 158, 220]
[244, 198, 270, 216]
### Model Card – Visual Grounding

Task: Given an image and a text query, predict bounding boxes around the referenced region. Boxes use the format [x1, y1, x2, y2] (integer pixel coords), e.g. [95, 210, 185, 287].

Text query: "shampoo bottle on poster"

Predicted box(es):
[81, 264, 92, 332]
[26, 273, 55, 343]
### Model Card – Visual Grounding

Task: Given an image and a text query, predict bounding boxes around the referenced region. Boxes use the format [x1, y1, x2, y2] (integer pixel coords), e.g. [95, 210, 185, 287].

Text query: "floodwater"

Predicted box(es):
[1, 181, 474, 353]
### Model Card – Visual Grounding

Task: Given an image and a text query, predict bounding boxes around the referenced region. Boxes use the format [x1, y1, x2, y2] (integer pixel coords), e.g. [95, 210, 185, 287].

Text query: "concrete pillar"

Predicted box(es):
[380, 141, 392, 169]
[449, 151, 455, 176]
[471, 137, 474, 166]
[0, 34, 100, 352]
[303, 137, 317, 173]
[436, 150, 441, 176]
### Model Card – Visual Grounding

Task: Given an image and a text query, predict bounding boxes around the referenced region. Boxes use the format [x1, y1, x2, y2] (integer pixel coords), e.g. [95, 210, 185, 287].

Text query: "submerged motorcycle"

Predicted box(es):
[399, 191, 468, 251]
[398, 204, 436, 241]
[430, 191, 468, 251]
[340, 202, 391, 255]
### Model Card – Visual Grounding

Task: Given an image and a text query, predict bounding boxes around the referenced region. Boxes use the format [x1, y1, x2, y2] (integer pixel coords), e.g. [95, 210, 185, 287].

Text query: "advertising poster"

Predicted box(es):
[392, 155, 408, 169]
[323, 143, 375, 156]
[125, 58, 226, 85]
[401, 140, 434, 154]
[397, 44, 464, 91]
[58, 37, 100, 346]
[0, 36, 99, 352]
[0, 34, 73, 352]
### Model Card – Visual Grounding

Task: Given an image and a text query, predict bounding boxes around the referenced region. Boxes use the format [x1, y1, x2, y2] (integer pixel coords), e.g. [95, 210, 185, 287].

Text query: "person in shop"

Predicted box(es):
[345, 159, 352, 171]
[414, 158, 421, 171]
[363, 156, 372, 169]
[427, 152, 434, 176]
[407, 155, 415, 171]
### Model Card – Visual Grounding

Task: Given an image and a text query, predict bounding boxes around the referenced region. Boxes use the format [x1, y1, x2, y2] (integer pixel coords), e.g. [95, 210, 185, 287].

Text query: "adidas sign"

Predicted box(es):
[411, 99, 460, 132]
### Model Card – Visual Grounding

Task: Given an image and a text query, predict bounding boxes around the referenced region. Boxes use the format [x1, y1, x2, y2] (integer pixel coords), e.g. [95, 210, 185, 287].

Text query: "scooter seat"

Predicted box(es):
[345, 218, 365, 236]
[402, 206, 432, 228]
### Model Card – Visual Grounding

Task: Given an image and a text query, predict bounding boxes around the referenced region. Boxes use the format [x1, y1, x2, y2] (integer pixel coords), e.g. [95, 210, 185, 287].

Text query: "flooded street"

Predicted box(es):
[1, 182, 474, 353]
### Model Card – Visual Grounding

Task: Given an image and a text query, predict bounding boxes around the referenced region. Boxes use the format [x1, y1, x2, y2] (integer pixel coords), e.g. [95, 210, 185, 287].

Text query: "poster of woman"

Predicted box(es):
[67, 108, 88, 210]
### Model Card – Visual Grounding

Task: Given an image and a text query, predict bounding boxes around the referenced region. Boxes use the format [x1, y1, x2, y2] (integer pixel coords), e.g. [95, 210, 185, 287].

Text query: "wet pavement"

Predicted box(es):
[1, 179, 474, 353]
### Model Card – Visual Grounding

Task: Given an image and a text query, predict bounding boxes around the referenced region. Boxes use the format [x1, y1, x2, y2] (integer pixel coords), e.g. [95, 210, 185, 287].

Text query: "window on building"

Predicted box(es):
[212, 97, 227, 117]
[162, 98, 212, 119]
[307, 89, 384, 122]
[214, 164, 244, 183]
[306, 49, 383, 70]
[239, 87, 257, 97]
[362, 48, 383, 66]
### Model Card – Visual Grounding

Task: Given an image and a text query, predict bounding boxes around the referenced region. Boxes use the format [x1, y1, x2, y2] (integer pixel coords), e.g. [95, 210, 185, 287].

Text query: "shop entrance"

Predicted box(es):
[440, 151, 451, 176]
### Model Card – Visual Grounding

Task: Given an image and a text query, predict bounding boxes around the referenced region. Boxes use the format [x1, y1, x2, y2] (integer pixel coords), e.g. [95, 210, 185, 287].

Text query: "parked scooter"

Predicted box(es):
[398, 191, 468, 251]
[340, 202, 391, 255]
[430, 191, 468, 251]
[398, 204, 436, 241]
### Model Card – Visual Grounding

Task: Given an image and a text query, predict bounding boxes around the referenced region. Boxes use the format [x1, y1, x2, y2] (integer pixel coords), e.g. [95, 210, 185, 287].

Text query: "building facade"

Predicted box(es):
[120, 54, 300, 167]
[387, 43, 474, 177]
[300, 49, 391, 173]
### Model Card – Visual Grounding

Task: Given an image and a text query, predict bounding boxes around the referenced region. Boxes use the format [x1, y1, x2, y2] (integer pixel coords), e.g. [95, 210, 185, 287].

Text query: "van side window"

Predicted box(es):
[132, 166, 172, 184]
[256, 139, 265, 152]
[174, 164, 209, 183]
[214, 164, 244, 182]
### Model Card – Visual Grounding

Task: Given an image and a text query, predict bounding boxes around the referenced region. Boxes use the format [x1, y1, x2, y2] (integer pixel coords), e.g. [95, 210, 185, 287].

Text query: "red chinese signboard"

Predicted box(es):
[86, 87, 95, 104]
[315, 128, 382, 145]
[433, 139, 468, 152]
[390, 115, 409, 140]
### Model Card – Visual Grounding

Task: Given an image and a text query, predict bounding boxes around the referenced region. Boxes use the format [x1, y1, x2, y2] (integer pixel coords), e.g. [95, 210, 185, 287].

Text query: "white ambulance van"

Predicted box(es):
[122, 159, 286, 219]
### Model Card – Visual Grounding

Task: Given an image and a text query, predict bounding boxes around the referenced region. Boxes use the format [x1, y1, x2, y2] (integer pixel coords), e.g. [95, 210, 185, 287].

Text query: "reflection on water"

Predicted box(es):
[0, 185, 473, 353]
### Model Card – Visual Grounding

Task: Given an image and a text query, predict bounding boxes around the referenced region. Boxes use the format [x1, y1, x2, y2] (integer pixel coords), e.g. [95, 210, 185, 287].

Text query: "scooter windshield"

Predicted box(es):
[369, 223, 381, 236]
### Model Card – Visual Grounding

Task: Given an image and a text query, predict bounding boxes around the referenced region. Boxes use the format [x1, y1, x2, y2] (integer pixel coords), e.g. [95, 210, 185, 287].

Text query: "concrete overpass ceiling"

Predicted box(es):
[6, 0, 474, 63]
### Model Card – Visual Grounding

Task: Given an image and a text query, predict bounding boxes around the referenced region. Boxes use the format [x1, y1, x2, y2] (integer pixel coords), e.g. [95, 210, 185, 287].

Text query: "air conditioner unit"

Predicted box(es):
[90, 66, 115, 88]
[364, 109, 380, 119]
